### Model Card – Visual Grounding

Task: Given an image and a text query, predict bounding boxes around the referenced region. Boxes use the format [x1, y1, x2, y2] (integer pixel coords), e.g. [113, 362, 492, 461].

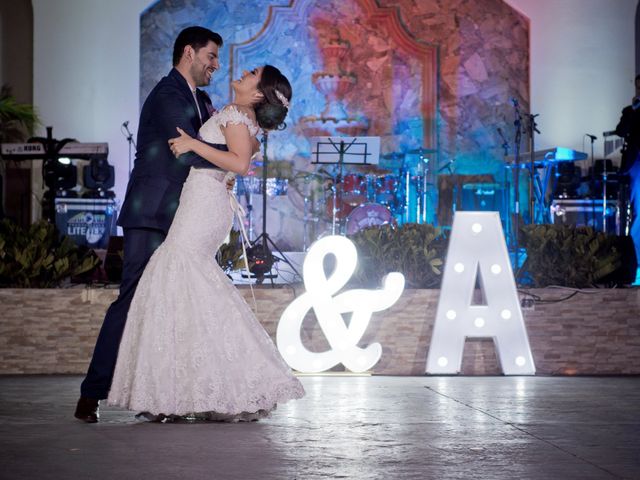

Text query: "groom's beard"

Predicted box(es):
[191, 61, 213, 87]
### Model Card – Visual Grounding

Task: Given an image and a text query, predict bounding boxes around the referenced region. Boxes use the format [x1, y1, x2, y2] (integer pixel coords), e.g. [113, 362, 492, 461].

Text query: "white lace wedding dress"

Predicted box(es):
[107, 106, 304, 419]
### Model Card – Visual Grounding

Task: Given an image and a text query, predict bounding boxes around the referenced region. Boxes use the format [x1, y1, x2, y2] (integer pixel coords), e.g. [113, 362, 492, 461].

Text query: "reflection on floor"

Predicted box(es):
[1, 375, 639, 479]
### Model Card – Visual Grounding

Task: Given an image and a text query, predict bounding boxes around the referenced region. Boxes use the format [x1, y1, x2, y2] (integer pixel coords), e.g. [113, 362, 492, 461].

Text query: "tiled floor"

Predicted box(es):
[1, 375, 639, 479]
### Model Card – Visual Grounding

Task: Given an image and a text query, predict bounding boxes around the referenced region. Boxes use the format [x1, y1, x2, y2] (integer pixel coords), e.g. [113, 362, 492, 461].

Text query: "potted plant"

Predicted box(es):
[348, 223, 445, 288]
[0, 84, 40, 142]
[0, 219, 100, 288]
[519, 224, 624, 287]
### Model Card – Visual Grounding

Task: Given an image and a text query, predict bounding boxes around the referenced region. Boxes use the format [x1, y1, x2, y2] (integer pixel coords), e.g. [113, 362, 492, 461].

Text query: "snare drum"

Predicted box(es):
[325, 195, 354, 220]
[345, 203, 393, 235]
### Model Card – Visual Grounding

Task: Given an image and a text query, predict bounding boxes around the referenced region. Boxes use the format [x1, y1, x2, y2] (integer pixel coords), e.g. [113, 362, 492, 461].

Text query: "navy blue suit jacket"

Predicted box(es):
[118, 68, 227, 233]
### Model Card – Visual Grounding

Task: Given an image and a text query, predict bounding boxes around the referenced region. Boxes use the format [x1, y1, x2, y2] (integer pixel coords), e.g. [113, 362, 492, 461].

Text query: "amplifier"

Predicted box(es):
[550, 198, 619, 234]
[54, 198, 117, 249]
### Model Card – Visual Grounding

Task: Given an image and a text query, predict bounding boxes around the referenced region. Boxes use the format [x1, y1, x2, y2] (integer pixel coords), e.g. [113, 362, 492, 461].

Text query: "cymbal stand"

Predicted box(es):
[402, 164, 411, 224]
[525, 113, 540, 223]
[497, 127, 511, 244]
[331, 157, 344, 235]
[417, 155, 430, 224]
[321, 159, 343, 236]
[512, 99, 524, 270]
[602, 151, 608, 233]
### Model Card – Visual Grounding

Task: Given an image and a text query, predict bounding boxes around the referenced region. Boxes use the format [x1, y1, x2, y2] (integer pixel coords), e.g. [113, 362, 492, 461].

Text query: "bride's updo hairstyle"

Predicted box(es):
[254, 65, 292, 131]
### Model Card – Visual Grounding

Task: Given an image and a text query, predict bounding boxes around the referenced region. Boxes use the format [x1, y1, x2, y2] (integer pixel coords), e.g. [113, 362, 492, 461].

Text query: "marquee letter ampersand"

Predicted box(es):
[277, 235, 405, 373]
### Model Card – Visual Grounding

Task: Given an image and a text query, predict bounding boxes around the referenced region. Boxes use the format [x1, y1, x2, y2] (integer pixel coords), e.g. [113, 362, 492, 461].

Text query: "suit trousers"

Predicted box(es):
[80, 227, 166, 399]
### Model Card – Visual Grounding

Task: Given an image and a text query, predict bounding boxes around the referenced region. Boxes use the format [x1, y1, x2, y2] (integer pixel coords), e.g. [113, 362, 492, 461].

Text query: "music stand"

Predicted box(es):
[310, 136, 380, 234]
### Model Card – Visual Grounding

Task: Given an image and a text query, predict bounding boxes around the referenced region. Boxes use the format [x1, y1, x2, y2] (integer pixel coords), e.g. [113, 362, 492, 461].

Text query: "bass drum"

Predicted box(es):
[345, 203, 393, 235]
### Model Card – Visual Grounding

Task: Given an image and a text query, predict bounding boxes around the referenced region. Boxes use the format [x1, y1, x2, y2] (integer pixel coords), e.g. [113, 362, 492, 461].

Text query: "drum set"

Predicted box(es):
[326, 166, 397, 235]
[233, 145, 438, 250]
[294, 147, 438, 241]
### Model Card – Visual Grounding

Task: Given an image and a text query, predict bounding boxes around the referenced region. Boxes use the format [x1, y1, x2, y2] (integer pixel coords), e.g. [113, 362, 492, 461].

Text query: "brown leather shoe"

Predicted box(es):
[74, 397, 99, 423]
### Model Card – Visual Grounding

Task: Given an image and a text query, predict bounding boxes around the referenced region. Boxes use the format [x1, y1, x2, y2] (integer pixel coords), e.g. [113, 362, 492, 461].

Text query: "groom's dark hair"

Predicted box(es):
[172, 26, 223, 66]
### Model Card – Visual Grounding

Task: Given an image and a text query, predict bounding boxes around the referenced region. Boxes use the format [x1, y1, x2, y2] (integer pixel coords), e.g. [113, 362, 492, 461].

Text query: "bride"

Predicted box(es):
[107, 65, 304, 421]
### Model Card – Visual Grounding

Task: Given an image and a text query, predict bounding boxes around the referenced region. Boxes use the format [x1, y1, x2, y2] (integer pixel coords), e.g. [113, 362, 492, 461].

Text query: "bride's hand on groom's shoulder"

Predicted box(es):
[168, 127, 195, 157]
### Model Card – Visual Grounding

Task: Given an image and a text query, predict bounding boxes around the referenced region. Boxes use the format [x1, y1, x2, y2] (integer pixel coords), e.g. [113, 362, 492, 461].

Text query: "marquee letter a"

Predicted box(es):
[426, 212, 535, 375]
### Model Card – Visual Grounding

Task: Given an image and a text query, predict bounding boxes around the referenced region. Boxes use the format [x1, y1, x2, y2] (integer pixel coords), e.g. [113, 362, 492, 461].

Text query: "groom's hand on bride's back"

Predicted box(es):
[168, 128, 235, 191]
[168, 127, 196, 156]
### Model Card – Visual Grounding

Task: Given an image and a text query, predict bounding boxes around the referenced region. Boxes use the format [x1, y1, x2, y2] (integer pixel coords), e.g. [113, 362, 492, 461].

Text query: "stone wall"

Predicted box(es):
[1, 287, 638, 376]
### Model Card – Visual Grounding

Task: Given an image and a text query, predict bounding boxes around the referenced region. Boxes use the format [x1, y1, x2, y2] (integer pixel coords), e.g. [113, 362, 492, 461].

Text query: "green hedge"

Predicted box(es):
[0, 219, 100, 288]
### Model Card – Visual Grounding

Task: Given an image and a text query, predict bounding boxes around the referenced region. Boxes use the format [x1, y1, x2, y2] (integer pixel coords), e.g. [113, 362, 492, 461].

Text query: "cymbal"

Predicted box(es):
[505, 147, 588, 163]
[353, 164, 392, 175]
[405, 147, 438, 155]
[381, 152, 405, 160]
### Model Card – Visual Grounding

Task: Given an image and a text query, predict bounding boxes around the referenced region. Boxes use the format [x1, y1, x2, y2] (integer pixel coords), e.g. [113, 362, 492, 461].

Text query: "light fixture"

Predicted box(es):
[83, 158, 115, 198]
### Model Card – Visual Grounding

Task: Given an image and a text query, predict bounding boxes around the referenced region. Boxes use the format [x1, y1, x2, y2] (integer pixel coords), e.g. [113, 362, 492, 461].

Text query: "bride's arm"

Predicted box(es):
[169, 124, 254, 175]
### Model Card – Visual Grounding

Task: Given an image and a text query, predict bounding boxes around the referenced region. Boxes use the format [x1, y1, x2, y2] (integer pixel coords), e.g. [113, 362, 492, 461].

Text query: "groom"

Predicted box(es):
[75, 26, 228, 422]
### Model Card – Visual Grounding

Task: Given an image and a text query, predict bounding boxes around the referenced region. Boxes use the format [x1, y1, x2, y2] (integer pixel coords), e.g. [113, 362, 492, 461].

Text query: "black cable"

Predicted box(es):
[518, 287, 599, 305]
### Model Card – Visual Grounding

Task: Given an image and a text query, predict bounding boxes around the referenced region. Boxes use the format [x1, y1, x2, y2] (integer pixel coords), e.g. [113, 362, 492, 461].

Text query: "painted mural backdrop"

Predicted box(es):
[141, 0, 529, 249]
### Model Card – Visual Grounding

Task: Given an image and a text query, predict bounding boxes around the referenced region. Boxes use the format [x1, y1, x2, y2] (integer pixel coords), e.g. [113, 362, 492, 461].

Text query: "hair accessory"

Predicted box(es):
[274, 90, 290, 109]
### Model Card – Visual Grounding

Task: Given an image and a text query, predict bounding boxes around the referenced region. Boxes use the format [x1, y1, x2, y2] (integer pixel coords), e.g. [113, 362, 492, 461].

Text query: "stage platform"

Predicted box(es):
[0, 375, 638, 479]
[1, 286, 639, 376]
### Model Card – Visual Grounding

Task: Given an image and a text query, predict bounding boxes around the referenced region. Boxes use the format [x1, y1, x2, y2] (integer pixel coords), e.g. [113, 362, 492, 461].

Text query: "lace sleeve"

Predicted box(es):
[218, 105, 259, 137]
